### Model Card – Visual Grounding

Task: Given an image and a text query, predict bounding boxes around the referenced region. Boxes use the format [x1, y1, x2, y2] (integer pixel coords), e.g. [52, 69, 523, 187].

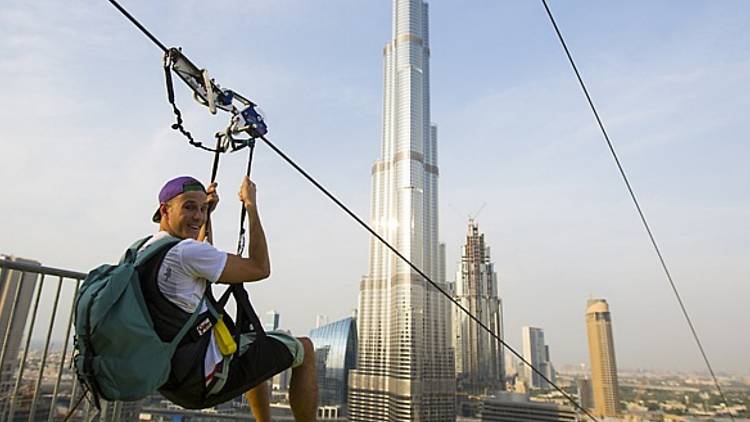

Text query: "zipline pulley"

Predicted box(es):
[163, 47, 267, 154]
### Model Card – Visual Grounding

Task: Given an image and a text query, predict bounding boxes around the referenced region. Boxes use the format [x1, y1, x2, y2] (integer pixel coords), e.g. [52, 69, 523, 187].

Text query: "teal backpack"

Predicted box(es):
[73, 235, 203, 406]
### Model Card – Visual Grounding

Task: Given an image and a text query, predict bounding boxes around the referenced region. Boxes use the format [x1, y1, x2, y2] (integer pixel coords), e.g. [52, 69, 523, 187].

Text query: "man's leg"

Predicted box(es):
[289, 337, 318, 422]
[245, 381, 271, 422]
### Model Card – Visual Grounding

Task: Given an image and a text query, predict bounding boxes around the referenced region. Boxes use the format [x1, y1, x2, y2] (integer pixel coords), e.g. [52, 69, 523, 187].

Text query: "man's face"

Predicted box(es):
[161, 190, 208, 240]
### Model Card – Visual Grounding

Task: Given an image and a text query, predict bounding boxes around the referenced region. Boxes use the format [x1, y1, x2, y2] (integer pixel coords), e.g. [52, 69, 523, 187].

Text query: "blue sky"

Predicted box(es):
[1, 1, 748, 374]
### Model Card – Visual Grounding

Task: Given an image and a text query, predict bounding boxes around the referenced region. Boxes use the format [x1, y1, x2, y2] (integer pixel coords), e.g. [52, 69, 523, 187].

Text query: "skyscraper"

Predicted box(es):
[348, 1, 455, 420]
[452, 220, 504, 393]
[585, 299, 620, 417]
[521, 326, 554, 389]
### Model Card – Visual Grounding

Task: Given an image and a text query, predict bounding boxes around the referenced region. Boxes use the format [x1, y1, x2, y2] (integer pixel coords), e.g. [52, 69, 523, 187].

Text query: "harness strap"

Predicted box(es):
[162, 52, 221, 154]
[169, 296, 207, 350]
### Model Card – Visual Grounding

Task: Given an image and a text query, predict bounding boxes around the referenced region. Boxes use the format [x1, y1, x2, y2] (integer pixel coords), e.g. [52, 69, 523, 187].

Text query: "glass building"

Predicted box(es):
[308, 317, 357, 411]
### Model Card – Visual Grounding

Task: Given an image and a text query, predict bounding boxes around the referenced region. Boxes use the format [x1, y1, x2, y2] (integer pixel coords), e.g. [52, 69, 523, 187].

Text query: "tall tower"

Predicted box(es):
[453, 220, 504, 393]
[348, 1, 455, 420]
[585, 299, 620, 417]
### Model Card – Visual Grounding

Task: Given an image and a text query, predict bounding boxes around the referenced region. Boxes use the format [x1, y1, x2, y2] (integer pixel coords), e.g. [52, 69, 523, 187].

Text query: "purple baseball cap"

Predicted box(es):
[152, 176, 207, 223]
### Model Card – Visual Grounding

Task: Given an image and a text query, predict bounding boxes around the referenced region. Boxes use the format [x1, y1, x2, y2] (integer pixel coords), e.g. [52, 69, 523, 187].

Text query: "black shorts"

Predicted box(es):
[160, 334, 295, 409]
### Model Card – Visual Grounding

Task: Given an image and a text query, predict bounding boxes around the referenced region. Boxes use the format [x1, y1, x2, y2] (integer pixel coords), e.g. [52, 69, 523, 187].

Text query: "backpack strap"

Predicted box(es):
[134, 235, 182, 267]
[119, 236, 153, 264]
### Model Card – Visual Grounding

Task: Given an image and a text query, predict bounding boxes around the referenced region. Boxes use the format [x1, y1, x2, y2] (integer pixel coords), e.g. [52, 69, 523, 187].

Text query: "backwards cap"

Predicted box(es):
[152, 176, 206, 223]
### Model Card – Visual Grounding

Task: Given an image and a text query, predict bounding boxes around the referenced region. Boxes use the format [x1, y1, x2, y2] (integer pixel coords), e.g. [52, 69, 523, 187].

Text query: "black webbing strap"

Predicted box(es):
[236, 139, 256, 256]
[206, 136, 266, 352]
[162, 51, 221, 154]
[214, 286, 266, 336]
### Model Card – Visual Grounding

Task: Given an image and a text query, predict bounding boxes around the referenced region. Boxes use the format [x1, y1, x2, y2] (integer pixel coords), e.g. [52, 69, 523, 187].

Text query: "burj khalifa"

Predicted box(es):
[348, 1, 455, 420]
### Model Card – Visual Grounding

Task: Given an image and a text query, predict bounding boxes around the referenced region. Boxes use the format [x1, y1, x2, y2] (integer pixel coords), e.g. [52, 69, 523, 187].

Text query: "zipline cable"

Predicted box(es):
[106, 1, 599, 419]
[539, 1, 733, 417]
[107, 0, 167, 53]
[258, 135, 601, 422]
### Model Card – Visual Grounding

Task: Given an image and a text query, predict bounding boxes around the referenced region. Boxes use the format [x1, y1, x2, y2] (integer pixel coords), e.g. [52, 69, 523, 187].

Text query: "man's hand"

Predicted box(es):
[238, 176, 257, 209]
[206, 182, 219, 212]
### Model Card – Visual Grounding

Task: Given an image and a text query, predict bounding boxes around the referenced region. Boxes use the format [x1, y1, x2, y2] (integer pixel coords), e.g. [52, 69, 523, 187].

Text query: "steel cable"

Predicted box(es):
[539, 1, 733, 418]
[258, 135, 601, 422]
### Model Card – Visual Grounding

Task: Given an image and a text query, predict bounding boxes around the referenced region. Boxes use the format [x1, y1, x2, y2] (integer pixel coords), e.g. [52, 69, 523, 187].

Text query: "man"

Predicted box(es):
[142, 175, 317, 421]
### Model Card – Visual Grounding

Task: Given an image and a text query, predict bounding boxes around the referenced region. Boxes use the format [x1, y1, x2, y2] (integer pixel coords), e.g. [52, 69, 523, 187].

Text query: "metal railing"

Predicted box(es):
[0, 258, 128, 422]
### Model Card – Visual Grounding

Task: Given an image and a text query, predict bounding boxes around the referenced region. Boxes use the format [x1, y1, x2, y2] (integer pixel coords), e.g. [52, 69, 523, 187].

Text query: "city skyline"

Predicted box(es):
[1, 1, 748, 374]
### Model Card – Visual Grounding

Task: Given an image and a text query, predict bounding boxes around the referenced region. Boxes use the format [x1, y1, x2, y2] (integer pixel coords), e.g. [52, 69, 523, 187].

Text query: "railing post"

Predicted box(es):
[112, 400, 123, 421]
[100, 399, 110, 421]
[83, 396, 92, 421]
[29, 276, 64, 421]
[49, 278, 81, 422]
[0, 267, 26, 417]
[68, 377, 80, 415]
[6, 273, 44, 421]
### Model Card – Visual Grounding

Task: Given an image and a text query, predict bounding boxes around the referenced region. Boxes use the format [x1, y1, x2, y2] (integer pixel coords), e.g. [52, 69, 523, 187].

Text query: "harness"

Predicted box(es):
[137, 240, 274, 408]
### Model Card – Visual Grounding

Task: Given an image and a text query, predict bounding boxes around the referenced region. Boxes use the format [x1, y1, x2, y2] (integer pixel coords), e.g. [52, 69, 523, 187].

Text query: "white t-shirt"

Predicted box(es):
[140, 231, 228, 380]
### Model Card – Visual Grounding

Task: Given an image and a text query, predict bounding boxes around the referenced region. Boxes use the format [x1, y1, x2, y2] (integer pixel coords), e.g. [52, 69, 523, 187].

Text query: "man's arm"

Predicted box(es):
[217, 177, 271, 284]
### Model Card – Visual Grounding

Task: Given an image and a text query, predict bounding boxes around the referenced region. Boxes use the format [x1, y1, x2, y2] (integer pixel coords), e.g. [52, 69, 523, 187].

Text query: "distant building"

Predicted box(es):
[543, 345, 557, 386]
[264, 310, 280, 331]
[586, 298, 620, 417]
[263, 311, 288, 393]
[0, 255, 40, 410]
[315, 315, 328, 329]
[521, 326, 554, 389]
[504, 353, 517, 377]
[480, 392, 576, 422]
[576, 377, 594, 410]
[452, 220, 504, 393]
[309, 317, 357, 413]
[271, 329, 293, 393]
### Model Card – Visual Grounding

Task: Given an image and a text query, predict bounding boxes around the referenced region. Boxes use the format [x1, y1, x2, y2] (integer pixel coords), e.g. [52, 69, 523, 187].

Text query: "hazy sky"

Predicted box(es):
[1, 1, 748, 374]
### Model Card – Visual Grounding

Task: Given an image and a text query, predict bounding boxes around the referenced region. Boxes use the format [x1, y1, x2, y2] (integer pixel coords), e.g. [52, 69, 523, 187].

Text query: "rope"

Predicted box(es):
[539, 1, 733, 418]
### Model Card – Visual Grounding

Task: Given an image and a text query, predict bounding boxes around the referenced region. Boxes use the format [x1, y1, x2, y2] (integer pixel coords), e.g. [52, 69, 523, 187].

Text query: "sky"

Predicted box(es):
[1, 1, 748, 375]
